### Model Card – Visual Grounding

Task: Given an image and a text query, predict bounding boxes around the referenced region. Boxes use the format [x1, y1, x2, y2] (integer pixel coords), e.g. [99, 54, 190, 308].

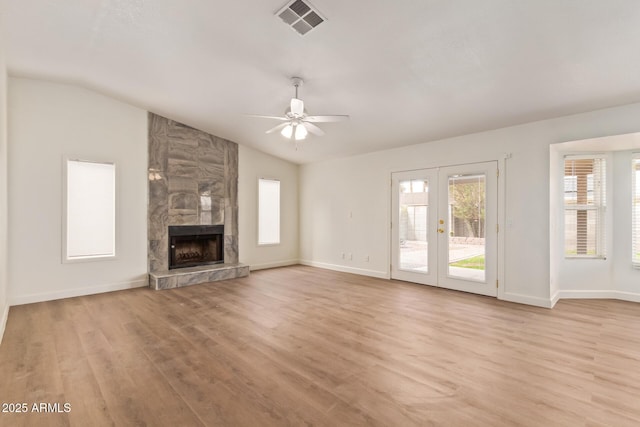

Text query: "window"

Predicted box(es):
[65, 159, 116, 260]
[258, 178, 280, 245]
[633, 155, 640, 268]
[563, 156, 606, 258]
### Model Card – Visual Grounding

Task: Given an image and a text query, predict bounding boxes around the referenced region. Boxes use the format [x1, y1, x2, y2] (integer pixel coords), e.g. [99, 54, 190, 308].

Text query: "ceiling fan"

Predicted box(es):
[248, 77, 349, 142]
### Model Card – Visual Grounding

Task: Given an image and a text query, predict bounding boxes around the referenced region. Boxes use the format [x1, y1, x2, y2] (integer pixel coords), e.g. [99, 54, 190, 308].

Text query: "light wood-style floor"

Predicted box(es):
[1, 266, 640, 426]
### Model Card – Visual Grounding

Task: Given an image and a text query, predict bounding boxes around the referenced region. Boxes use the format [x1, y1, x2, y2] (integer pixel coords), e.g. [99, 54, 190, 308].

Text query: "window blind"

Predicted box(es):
[633, 155, 640, 268]
[258, 178, 280, 245]
[66, 159, 116, 260]
[563, 156, 606, 258]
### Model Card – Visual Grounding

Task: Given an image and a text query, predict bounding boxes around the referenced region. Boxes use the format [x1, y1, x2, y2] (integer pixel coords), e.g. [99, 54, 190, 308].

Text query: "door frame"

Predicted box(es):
[437, 161, 498, 297]
[390, 168, 439, 286]
[388, 157, 507, 300]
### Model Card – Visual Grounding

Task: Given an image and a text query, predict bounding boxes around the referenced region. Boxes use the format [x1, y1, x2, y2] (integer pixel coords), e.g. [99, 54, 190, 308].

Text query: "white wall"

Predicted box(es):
[238, 144, 298, 269]
[0, 15, 9, 341]
[8, 78, 148, 305]
[300, 102, 640, 307]
[612, 150, 640, 298]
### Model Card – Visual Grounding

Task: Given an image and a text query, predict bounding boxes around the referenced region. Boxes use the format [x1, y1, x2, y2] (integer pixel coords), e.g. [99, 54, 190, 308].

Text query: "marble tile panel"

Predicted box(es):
[198, 162, 224, 181]
[197, 147, 224, 166]
[167, 158, 198, 178]
[168, 140, 198, 161]
[168, 213, 198, 225]
[148, 208, 168, 241]
[224, 140, 239, 174]
[149, 112, 170, 136]
[224, 144, 238, 202]
[168, 176, 197, 193]
[148, 237, 168, 272]
[148, 171, 168, 199]
[209, 197, 225, 225]
[177, 272, 214, 287]
[148, 113, 169, 171]
[166, 123, 201, 146]
[151, 275, 177, 290]
[199, 181, 224, 198]
[149, 264, 249, 290]
[169, 192, 199, 213]
[225, 175, 238, 205]
[198, 212, 212, 225]
[223, 203, 237, 236]
[224, 235, 238, 264]
[148, 177, 168, 241]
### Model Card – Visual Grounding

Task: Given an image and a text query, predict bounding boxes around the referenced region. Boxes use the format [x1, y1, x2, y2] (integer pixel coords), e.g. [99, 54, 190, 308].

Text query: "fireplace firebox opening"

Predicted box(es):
[168, 225, 224, 270]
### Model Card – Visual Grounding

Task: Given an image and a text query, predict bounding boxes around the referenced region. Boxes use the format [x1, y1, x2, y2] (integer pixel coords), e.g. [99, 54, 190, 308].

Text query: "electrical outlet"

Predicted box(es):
[365, 255, 370, 262]
[341, 252, 345, 260]
[348, 253, 353, 261]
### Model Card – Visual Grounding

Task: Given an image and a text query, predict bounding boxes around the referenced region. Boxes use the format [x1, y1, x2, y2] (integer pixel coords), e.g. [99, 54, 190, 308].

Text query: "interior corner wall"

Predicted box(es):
[611, 150, 640, 296]
[551, 144, 640, 301]
[0, 17, 9, 341]
[550, 146, 615, 296]
[8, 78, 148, 305]
[238, 144, 299, 270]
[299, 102, 640, 307]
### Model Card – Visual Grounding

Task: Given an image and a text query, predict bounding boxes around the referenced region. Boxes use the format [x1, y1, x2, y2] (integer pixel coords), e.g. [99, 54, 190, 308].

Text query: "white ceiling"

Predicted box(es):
[3, 0, 640, 164]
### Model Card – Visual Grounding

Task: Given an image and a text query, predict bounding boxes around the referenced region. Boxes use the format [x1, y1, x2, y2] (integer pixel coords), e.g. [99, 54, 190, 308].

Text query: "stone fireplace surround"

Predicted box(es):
[147, 113, 248, 289]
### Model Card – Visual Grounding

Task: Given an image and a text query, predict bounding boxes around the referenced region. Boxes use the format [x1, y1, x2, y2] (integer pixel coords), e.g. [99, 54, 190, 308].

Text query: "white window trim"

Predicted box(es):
[62, 157, 118, 263]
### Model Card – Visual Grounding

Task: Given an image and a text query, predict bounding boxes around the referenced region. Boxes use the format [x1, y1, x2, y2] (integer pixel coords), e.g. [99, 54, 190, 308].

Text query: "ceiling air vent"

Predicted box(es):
[276, 0, 326, 36]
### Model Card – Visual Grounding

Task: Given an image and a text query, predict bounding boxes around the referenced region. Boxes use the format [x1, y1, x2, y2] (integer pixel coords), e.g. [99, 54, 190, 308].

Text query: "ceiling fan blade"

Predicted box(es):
[290, 98, 304, 116]
[245, 114, 288, 121]
[302, 121, 325, 136]
[305, 115, 350, 123]
[265, 122, 290, 134]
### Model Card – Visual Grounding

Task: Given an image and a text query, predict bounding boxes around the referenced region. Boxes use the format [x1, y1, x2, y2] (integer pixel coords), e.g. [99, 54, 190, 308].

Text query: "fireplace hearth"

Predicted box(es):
[169, 225, 224, 270]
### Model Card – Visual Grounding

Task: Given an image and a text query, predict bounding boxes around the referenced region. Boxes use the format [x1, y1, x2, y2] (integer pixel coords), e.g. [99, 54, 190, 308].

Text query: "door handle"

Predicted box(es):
[438, 228, 444, 233]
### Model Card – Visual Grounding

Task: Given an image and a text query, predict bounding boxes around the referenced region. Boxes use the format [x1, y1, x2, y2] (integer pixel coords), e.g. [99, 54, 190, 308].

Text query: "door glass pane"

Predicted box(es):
[447, 174, 486, 281]
[399, 179, 429, 272]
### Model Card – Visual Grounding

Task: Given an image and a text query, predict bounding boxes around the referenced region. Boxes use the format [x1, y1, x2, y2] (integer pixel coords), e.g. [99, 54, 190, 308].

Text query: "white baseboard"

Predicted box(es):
[249, 259, 299, 271]
[550, 290, 561, 308]
[501, 292, 555, 308]
[555, 290, 640, 303]
[299, 259, 389, 279]
[0, 302, 9, 346]
[10, 279, 148, 306]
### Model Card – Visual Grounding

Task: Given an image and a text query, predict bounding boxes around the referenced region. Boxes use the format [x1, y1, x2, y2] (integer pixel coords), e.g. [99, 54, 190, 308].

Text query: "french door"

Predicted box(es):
[391, 161, 498, 297]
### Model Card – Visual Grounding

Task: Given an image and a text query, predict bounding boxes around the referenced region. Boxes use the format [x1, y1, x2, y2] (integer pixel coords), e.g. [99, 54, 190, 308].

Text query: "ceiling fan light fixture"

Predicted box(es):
[247, 75, 349, 146]
[291, 98, 304, 116]
[281, 124, 294, 138]
[295, 124, 308, 140]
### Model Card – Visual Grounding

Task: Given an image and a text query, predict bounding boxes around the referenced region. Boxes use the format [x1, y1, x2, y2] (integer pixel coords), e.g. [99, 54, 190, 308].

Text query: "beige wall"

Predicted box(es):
[0, 15, 9, 341]
[238, 144, 299, 269]
[8, 78, 148, 305]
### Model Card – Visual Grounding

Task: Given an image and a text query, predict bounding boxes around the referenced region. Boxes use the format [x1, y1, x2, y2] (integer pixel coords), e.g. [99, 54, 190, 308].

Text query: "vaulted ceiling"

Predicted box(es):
[3, 0, 640, 164]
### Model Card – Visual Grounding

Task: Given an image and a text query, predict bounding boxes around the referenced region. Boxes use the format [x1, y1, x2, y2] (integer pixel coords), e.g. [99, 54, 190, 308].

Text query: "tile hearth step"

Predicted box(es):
[149, 263, 249, 290]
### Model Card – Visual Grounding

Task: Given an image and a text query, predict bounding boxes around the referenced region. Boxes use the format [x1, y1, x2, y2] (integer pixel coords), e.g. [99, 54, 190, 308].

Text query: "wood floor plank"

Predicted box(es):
[1, 265, 640, 426]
